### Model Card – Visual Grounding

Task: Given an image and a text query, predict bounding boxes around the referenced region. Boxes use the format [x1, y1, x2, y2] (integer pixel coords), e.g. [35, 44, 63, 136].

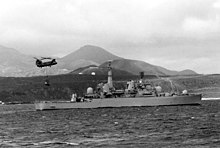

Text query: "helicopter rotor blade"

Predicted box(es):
[41, 57, 52, 60]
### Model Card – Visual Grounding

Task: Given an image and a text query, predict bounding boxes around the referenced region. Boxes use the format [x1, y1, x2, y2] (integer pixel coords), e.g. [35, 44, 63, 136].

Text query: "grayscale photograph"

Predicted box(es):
[0, 0, 220, 147]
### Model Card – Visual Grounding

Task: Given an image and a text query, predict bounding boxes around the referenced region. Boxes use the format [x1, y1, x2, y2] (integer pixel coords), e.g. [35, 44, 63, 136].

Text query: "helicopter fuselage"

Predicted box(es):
[36, 59, 57, 68]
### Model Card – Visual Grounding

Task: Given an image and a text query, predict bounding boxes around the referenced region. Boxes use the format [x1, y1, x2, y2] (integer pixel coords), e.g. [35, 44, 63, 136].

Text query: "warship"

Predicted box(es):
[35, 61, 202, 110]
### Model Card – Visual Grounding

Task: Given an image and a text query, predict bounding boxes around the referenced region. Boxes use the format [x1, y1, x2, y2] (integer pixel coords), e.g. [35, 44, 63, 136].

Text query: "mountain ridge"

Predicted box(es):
[0, 44, 197, 77]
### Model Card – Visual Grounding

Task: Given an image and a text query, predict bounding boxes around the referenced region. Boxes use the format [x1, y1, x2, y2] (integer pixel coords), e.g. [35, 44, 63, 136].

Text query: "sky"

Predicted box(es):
[0, 0, 220, 74]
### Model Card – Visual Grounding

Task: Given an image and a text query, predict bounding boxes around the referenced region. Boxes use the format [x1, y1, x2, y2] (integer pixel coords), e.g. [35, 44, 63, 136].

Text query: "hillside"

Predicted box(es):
[59, 45, 122, 70]
[178, 69, 198, 75]
[0, 45, 34, 77]
[70, 65, 134, 76]
[0, 45, 70, 77]
[0, 44, 197, 77]
[0, 74, 219, 103]
[99, 59, 197, 76]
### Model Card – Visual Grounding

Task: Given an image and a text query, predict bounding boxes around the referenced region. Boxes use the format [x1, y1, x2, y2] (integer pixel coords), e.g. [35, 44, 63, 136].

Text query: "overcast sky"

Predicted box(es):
[0, 0, 220, 74]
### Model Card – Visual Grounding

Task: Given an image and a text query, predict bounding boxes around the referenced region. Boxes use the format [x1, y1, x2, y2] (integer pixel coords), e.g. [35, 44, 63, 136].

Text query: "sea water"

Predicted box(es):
[0, 101, 220, 147]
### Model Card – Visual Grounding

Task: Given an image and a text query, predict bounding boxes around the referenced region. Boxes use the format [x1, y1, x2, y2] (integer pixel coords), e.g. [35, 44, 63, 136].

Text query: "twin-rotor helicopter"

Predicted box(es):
[34, 57, 57, 68]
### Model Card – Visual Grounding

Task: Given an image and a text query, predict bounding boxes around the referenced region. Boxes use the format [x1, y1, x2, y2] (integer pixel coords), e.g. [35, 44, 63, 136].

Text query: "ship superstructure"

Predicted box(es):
[35, 61, 202, 110]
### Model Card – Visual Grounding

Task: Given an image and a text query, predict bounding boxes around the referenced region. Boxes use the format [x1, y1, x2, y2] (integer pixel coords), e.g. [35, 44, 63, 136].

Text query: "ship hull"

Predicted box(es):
[35, 94, 202, 110]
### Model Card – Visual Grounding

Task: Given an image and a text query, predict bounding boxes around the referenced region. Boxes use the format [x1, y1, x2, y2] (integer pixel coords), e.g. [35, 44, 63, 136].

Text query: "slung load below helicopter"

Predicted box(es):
[34, 57, 57, 86]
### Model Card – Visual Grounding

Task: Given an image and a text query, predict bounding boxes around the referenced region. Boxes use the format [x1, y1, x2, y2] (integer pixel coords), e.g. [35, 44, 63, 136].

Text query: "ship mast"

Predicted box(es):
[107, 61, 113, 88]
[139, 71, 144, 83]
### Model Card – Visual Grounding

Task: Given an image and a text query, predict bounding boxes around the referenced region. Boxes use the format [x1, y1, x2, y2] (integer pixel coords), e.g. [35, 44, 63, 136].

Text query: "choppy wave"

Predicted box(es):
[1, 101, 220, 147]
